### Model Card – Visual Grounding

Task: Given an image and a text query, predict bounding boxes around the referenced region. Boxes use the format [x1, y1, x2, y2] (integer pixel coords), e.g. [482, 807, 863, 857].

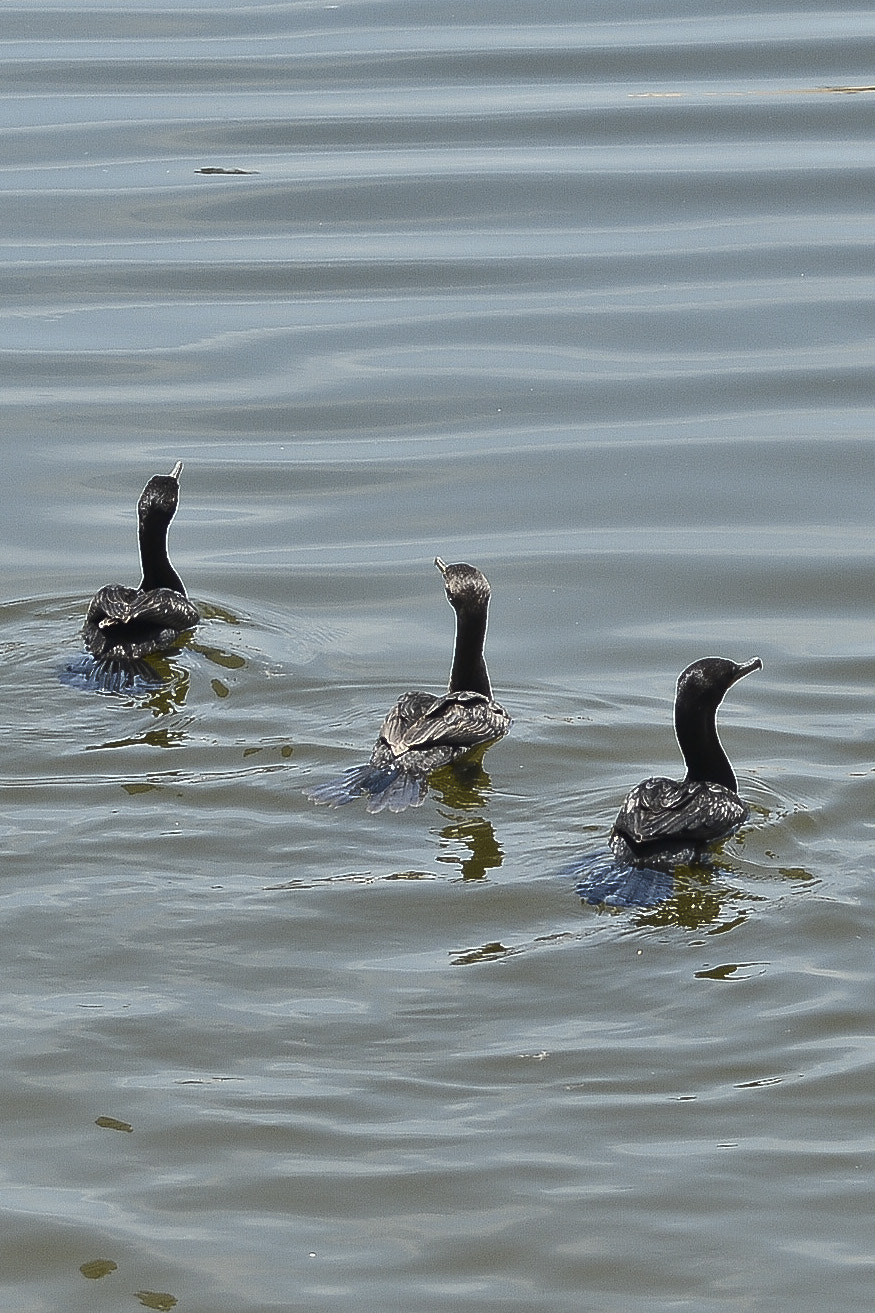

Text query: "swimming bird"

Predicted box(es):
[306, 557, 511, 813]
[611, 655, 762, 867]
[76, 462, 199, 691]
[573, 656, 761, 907]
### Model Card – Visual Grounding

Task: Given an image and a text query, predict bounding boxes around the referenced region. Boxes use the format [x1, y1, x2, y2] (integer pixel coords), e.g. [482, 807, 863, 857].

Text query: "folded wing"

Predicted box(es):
[613, 776, 748, 848]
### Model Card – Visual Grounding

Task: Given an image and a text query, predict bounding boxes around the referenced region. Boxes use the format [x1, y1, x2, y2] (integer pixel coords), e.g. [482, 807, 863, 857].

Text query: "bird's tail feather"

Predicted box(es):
[306, 763, 428, 813]
[60, 654, 163, 695]
[366, 769, 427, 813]
[565, 850, 674, 908]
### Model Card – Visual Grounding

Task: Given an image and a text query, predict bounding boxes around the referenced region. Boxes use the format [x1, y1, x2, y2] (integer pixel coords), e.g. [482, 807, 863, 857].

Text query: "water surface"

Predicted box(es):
[1, 3, 874, 1310]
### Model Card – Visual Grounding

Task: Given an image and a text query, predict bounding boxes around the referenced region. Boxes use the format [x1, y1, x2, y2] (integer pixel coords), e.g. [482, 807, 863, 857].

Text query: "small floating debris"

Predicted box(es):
[95, 1115, 133, 1133]
[80, 1259, 118, 1280]
[136, 1293, 178, 1311]
[195, 166, 258, 175]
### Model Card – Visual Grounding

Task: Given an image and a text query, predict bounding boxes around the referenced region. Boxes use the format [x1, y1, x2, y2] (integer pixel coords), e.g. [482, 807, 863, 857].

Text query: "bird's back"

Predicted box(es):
[84, 583, 198, 660]
[378, 689, 510, 761]
[613, 775, 749, 849]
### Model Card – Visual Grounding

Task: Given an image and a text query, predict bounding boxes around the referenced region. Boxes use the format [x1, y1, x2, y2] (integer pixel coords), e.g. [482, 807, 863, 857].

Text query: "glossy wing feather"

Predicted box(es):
[389, 691, 511, 757]
[377, 691, 441, 752]
[613, 777, 748, 847]
[86, 584, 139, 626]
[93, 586, 198, 631]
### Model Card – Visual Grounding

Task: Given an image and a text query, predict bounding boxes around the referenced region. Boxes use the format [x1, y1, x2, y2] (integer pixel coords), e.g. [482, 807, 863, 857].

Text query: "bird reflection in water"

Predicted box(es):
[80, 640, 248, 752]
[62, 651, 168, 696]
[65, 635, 245, 719]
[87, 661, 191, 751]
[626, 860, 815, 931]
[624, 869, 752, 932]
[67, 653, 193, 723]
[430, 757, 504, 881]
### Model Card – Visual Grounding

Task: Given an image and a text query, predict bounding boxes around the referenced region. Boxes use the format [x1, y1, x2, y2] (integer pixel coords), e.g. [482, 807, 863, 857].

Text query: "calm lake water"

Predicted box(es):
[1, 3, 874, 1310]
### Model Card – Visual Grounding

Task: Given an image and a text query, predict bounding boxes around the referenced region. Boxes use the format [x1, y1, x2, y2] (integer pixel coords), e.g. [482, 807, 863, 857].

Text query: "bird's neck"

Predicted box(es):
[448, 607, 492, 698]
[676, 707, 737, 792]
[138, 516, 185, 594]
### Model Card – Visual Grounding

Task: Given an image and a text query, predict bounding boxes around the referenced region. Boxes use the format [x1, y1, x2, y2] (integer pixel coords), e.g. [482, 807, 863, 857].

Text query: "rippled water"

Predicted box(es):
[2, 4, 874, 1310]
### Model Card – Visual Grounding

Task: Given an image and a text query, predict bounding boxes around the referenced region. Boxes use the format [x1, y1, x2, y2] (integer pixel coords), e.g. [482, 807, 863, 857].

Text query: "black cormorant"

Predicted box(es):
[574, 656, 761, 907]
[306, 557, 511, 813]
[75, 462, 198, 691]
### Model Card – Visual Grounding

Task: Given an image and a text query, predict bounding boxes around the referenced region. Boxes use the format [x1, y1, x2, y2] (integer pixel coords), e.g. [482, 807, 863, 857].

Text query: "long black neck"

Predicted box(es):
[676, 703, 737, 792]
[138, 513, 185, 594]
[448, 605, 492, 698]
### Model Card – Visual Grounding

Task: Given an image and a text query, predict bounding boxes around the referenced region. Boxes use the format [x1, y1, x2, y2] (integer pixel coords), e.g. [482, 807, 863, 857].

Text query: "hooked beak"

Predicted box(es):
[732, 656, 762, 683]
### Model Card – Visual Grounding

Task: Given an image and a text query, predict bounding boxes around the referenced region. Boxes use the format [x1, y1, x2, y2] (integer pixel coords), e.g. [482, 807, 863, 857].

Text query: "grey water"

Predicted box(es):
[1, 3, 874, 1310]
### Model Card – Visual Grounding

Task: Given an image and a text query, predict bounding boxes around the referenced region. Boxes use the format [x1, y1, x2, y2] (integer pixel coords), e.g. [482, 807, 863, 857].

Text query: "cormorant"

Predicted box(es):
[306, 557, 511, 813]
[73, 462, 198, 691]
[575, 656, 761, 906]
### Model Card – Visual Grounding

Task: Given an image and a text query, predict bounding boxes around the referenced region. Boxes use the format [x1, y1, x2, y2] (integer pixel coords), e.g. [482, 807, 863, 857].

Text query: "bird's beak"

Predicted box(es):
[434, 556, 447, 575]
[169, 461, 183, 480]
[733, 657, 763, 683]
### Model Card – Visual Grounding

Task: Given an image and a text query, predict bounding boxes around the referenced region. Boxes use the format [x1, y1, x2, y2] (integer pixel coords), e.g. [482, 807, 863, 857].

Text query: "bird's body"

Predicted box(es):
[575, 656, 761, 907]
[307, 558, 510, 813]
[83, 583, 199, 664]
[609, 775, 750, 869]
[74, 462, 198, 691]
[609, 655, 761, 865]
